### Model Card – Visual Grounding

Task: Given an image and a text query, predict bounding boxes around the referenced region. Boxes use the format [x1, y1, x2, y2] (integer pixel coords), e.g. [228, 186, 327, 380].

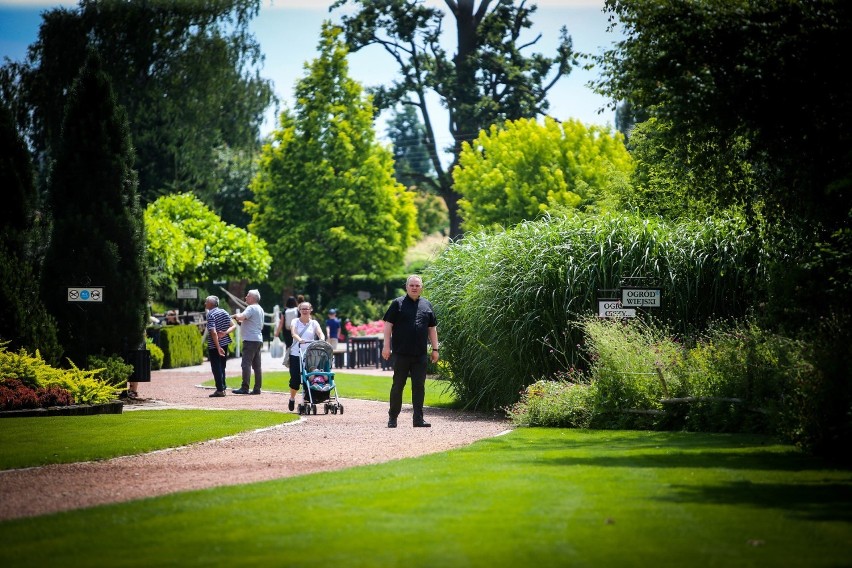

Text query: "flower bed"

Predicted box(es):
[345, 319, 385, 337]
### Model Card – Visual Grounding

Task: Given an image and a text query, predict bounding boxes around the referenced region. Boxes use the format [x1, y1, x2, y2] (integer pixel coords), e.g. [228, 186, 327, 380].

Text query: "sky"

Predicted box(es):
[0, 0, 621, 149]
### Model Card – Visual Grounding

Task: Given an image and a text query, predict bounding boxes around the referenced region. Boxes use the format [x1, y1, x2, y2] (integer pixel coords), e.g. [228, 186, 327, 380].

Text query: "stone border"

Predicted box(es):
[0, 401, 124, 418]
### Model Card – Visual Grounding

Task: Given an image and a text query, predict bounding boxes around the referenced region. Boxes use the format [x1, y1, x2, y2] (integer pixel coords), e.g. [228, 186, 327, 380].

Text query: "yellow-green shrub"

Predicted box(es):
[0, 345, 119, 405]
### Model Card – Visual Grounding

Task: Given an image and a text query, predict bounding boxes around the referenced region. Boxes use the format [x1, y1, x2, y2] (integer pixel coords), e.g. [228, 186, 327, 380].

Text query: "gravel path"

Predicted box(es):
[0, 353, 510, 521]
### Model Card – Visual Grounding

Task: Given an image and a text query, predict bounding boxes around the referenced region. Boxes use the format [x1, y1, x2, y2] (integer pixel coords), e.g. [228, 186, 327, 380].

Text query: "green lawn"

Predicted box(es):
[0, 410, 296, 470]
[2, 429, 850, 567]
[209, 370, 460, 408]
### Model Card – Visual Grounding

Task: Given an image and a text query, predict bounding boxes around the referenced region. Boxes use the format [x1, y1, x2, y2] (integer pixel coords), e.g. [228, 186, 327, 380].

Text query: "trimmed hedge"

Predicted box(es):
[158, 325, 204, 369]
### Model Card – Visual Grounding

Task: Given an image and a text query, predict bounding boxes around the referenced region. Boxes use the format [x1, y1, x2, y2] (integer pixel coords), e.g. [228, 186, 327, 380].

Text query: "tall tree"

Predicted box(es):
[386, 104, 435, 190]
[331, 0, 574, 238]
[145, 193, 271, 296]
[3, 0, 274, 206]
[594, 0, 852, 232]
[40, 49, 149, 366]
[0, 103, 60, 362]
[455, 117, 633, 230]
[247, 24, 418, 297]
[386, 105, 448, 235]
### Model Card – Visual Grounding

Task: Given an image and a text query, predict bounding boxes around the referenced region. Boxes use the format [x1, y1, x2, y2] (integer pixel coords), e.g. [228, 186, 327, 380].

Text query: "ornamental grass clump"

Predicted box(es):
[425, 211, 764, 410]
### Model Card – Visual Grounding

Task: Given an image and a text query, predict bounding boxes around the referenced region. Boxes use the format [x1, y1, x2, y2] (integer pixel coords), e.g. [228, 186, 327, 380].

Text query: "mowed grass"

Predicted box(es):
[0, 410, 296, 470]
[206, 371, 461, 408]
[2, 429, 851, 567]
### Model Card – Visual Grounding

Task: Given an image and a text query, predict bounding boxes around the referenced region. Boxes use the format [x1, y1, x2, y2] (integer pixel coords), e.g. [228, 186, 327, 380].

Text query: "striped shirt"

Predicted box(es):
[206, 307, 233, 349]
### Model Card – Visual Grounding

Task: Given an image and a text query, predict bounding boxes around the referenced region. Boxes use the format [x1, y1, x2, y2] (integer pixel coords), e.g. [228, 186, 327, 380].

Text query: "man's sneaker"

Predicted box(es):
[387, 417, 397, 428]
[250, 389, 261, 395]
[288, 399, 295, 411]
[232, 388, 249, 394]
[209, 391, 225, 397]
[413, 420, 431, 428]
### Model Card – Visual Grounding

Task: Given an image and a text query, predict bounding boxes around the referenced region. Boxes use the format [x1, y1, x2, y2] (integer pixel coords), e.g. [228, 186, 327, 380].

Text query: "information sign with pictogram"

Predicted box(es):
[67, 287, 104, 302]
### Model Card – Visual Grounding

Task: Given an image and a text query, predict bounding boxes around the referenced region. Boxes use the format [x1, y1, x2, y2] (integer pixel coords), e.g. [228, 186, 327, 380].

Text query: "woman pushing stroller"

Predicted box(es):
[287, 301, 325, 411]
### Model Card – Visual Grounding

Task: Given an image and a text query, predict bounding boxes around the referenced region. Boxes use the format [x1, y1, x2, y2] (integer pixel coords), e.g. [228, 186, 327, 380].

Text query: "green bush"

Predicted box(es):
[0, 245, 63, 366]
[0, 345, 118, 405]
[159, 324, 204, 368]
[88, 354, 134, 387]
[146, 339, 164, 370]
[507, 373, 594, 428]
[777, 314, 852, 461]
[50, 362, 120, 404]
[0, 343, 66, 389]
[582, 317, 683, 429]
[505, 317, 817, 440]
[665, 321, 804, 433]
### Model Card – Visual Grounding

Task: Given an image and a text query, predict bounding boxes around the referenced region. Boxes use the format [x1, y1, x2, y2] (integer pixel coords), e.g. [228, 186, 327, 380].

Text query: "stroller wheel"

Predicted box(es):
[339, 404, 344, 415]
[297, 404, 304, 415]
[323, 403, 329, 415]
[311, 404, 317, 415]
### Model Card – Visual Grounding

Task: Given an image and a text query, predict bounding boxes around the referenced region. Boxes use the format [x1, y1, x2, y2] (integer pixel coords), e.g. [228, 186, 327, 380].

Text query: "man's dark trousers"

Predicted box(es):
[389, 353, 428, 423]
[208, 348, 228, 392]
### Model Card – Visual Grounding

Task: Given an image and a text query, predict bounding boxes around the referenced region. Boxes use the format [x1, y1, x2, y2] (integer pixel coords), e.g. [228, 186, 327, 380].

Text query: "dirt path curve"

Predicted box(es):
[0, 352, 510, 521]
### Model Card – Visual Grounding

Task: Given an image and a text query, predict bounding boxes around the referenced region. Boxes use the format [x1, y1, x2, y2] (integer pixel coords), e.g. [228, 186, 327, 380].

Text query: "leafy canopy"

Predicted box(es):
[145, 193, 271, 289]
[332, 0, 575, 238]
[594, 0, 852, 229]
[247, 23, 418, 290]
[3, 0, 274, 206]
[455, 117, 633, 231]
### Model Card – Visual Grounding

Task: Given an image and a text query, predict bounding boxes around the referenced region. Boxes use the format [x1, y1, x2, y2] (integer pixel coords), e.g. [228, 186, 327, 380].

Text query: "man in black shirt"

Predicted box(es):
[381, 275, 440, 428]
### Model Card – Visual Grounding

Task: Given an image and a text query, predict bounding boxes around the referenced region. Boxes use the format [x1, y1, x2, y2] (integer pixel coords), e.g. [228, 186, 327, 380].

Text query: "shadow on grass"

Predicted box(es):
[662, 480, 852, 523]
[486, 429, 852, 523]
[497, 430, 840, 472]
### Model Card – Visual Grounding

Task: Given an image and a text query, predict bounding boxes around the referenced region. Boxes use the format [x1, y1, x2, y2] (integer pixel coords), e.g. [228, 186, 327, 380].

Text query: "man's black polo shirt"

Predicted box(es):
[383, 295, 437, 356]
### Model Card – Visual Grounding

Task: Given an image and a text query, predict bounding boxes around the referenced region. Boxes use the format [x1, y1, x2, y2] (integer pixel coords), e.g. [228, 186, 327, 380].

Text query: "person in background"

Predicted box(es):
[325, 308, 341, 349]
[126, 379, 140, 400]
[275, 296, 299, 367]
[165, 310, 179, 325]
[287, 301, 325, 411]
[381, 275, 439, 428]
[205, 295, 236, 397]
[232, 289, 265, 395]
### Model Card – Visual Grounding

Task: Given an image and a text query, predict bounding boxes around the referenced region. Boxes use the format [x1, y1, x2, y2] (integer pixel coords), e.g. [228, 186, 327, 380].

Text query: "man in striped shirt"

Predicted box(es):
[205, 295, 235, 397]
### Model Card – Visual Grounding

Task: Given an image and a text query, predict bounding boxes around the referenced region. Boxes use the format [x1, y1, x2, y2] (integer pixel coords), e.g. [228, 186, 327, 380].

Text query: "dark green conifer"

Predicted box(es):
[40, 48, 148, 366]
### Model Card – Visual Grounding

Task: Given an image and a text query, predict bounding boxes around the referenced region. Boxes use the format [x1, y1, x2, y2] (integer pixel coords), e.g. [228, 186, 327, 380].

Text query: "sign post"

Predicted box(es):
[177, 288, 198, 300]
[621, 287, 662, 308]
[597, 299, 637, 319]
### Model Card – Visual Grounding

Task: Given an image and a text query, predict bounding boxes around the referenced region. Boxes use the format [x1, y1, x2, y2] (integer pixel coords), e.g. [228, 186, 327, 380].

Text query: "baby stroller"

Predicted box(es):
[297, 340, 343, 415]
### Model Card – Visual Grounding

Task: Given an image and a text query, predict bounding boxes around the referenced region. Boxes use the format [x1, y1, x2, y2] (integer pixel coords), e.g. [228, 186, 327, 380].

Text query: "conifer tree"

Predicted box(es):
[0, 103, 60, 362]
[40, 49, 148, 366]
[248, 24, 418, 296]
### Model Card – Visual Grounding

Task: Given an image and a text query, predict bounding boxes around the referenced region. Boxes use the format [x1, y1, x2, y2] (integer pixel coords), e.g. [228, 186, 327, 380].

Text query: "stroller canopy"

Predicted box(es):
[304, 340, 334, 371]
